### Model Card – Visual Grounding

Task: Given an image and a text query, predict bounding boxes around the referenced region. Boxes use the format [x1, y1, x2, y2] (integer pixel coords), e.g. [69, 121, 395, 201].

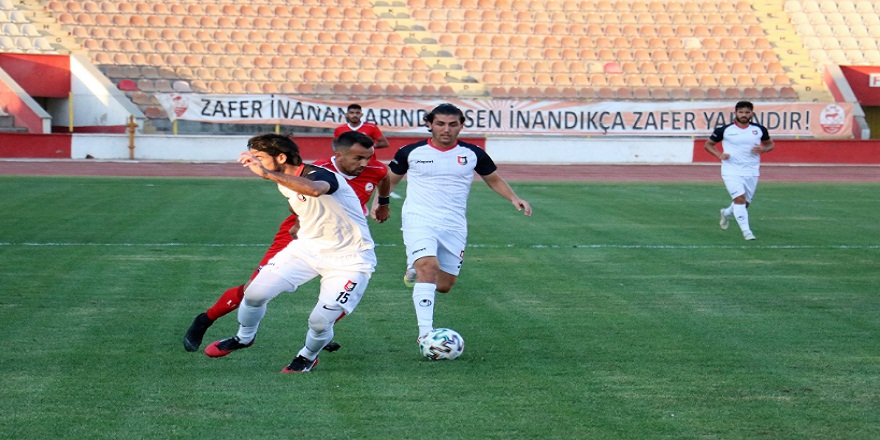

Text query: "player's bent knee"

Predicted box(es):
[435, 272, 457, 293]
[414, 258, 440, 273]
[242, 286, 273, 306]
[308, 315, 333, 334]
[308, 303, 341, 334]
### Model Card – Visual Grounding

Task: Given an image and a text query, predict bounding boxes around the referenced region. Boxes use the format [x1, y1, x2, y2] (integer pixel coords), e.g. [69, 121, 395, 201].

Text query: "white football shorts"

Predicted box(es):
[722, 175, 759, 203]
[257, 243, 376, 314]
[403, 226, 466, 276]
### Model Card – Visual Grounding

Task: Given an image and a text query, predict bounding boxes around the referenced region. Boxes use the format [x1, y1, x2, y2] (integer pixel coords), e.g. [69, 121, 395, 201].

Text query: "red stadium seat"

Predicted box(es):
[667, 88, 689, 100]
[117, 79, 138, 91]
[705, 88, 724, 99]
[758, 87, 778, 99]
[723, 88, 743, 99]
[742, 87, 761, 99]
[597, 87, 616, 99]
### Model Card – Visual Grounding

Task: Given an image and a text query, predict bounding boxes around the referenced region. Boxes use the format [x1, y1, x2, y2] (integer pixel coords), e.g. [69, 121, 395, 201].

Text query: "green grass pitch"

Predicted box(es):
[1, 176, 878, 439]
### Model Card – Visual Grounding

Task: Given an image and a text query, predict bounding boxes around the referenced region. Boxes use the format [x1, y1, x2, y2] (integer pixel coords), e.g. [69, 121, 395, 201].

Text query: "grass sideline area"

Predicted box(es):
[1, 176, 878, 439]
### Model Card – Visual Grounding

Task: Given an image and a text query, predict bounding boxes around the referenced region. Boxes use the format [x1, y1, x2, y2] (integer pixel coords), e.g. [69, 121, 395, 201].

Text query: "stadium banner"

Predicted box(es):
[155, 94, 853, 138]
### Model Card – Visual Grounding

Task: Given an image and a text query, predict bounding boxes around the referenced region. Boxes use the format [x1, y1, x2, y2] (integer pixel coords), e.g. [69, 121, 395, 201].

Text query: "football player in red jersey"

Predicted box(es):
[334, 103, 390, 149]
[183, 131, 390, 352]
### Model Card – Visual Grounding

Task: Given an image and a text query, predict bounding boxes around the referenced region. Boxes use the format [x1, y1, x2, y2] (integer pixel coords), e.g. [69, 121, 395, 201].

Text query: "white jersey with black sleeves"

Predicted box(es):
[389, 139, 497, 231]
[709, 122, 771, 177]
[277, 166, 374, 255]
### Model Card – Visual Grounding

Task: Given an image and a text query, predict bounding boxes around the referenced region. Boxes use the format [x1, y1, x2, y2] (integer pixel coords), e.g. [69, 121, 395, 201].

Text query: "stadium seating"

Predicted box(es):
[2, 0, 873, 130]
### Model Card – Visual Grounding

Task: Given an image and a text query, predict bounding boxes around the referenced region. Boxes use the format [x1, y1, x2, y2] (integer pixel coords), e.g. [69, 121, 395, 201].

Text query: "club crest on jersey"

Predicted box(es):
[457, 156, 468, 165]
[752, 130, 758, 135]
[297, 194, 307, 202]
[344, 280, 357, 291]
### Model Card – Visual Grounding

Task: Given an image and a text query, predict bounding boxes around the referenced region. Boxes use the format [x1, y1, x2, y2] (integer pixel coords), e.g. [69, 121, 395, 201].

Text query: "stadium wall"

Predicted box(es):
[0, 54, 70, 98]
[53, 55, 147, 134]
[486, 137, 693, 163]
[0, 132, 71, 158]
[65, 135, 483, 161]
[692, 139, 880, 164]
[0, 66, 52, 133]
[1, 134, 879, 164]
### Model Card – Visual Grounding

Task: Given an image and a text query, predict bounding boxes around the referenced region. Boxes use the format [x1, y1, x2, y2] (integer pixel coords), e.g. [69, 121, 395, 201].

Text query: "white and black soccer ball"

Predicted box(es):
[419, 328, 464, 360]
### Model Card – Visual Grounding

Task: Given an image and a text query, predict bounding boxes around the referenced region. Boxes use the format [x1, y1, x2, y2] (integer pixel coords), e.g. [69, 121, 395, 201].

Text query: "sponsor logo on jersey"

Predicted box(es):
[344, 280, 357, 291]
[457, 156, 468, 165]
[415, 160, 434, 164]
[365, 182, 374, 192]
[412, 247, 426, 255]
[297, 194, 306, 202]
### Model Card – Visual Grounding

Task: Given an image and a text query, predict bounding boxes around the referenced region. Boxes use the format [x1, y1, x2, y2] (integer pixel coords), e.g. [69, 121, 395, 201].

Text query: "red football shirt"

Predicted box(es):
[334, 122, 385, 143]
[312, 156, 388, 214]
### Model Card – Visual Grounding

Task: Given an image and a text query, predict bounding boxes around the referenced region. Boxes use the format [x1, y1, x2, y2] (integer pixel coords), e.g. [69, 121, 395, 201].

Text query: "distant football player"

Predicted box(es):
[704, 101, 774, 240]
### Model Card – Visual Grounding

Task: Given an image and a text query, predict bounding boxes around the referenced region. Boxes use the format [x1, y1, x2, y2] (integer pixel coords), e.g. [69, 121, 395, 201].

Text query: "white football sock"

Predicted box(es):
[412, 282, 436, 337]
[722, 203, 735, 218]
[236, 302, 266, 344]
[298, 303, 342, 360]
[235, 271, 293, 344]
[733, 203, 751, 233]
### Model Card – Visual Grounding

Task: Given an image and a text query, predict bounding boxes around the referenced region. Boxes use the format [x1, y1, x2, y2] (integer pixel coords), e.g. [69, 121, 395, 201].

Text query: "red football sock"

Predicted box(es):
[205, 284, 245, 321]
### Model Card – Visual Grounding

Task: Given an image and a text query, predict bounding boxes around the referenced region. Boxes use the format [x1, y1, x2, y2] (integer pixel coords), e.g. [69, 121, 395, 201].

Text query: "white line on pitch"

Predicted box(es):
[1, 242, 878, 250]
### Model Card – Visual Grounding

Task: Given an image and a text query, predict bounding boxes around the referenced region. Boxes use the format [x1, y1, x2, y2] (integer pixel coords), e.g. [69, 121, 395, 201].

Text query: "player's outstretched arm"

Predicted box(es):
[481, 172, 532, 217]
[239, 152, 330, 196]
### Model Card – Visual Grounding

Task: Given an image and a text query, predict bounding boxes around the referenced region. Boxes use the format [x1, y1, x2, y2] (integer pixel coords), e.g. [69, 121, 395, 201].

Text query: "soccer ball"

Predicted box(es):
[419, 328, 464, 360]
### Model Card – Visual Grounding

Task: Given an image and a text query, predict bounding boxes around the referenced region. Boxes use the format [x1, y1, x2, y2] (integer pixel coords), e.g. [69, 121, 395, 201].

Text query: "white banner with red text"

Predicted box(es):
[155, 94, 853, 138]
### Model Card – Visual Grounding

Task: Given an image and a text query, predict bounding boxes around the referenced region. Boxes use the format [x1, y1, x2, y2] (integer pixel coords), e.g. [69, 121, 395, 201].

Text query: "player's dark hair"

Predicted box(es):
[347, 103, 362, 111]
[246, 133, 302, 165]
[333, 131, 374, 151]
[424, 103, 466, 124]
[735, 101, 754, 111]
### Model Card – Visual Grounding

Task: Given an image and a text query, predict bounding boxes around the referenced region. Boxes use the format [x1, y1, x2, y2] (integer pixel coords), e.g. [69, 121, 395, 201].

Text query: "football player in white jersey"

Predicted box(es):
[704, 101, 774, 240]
[204, 133, 377, 373]
[387, 103, 532, 343]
